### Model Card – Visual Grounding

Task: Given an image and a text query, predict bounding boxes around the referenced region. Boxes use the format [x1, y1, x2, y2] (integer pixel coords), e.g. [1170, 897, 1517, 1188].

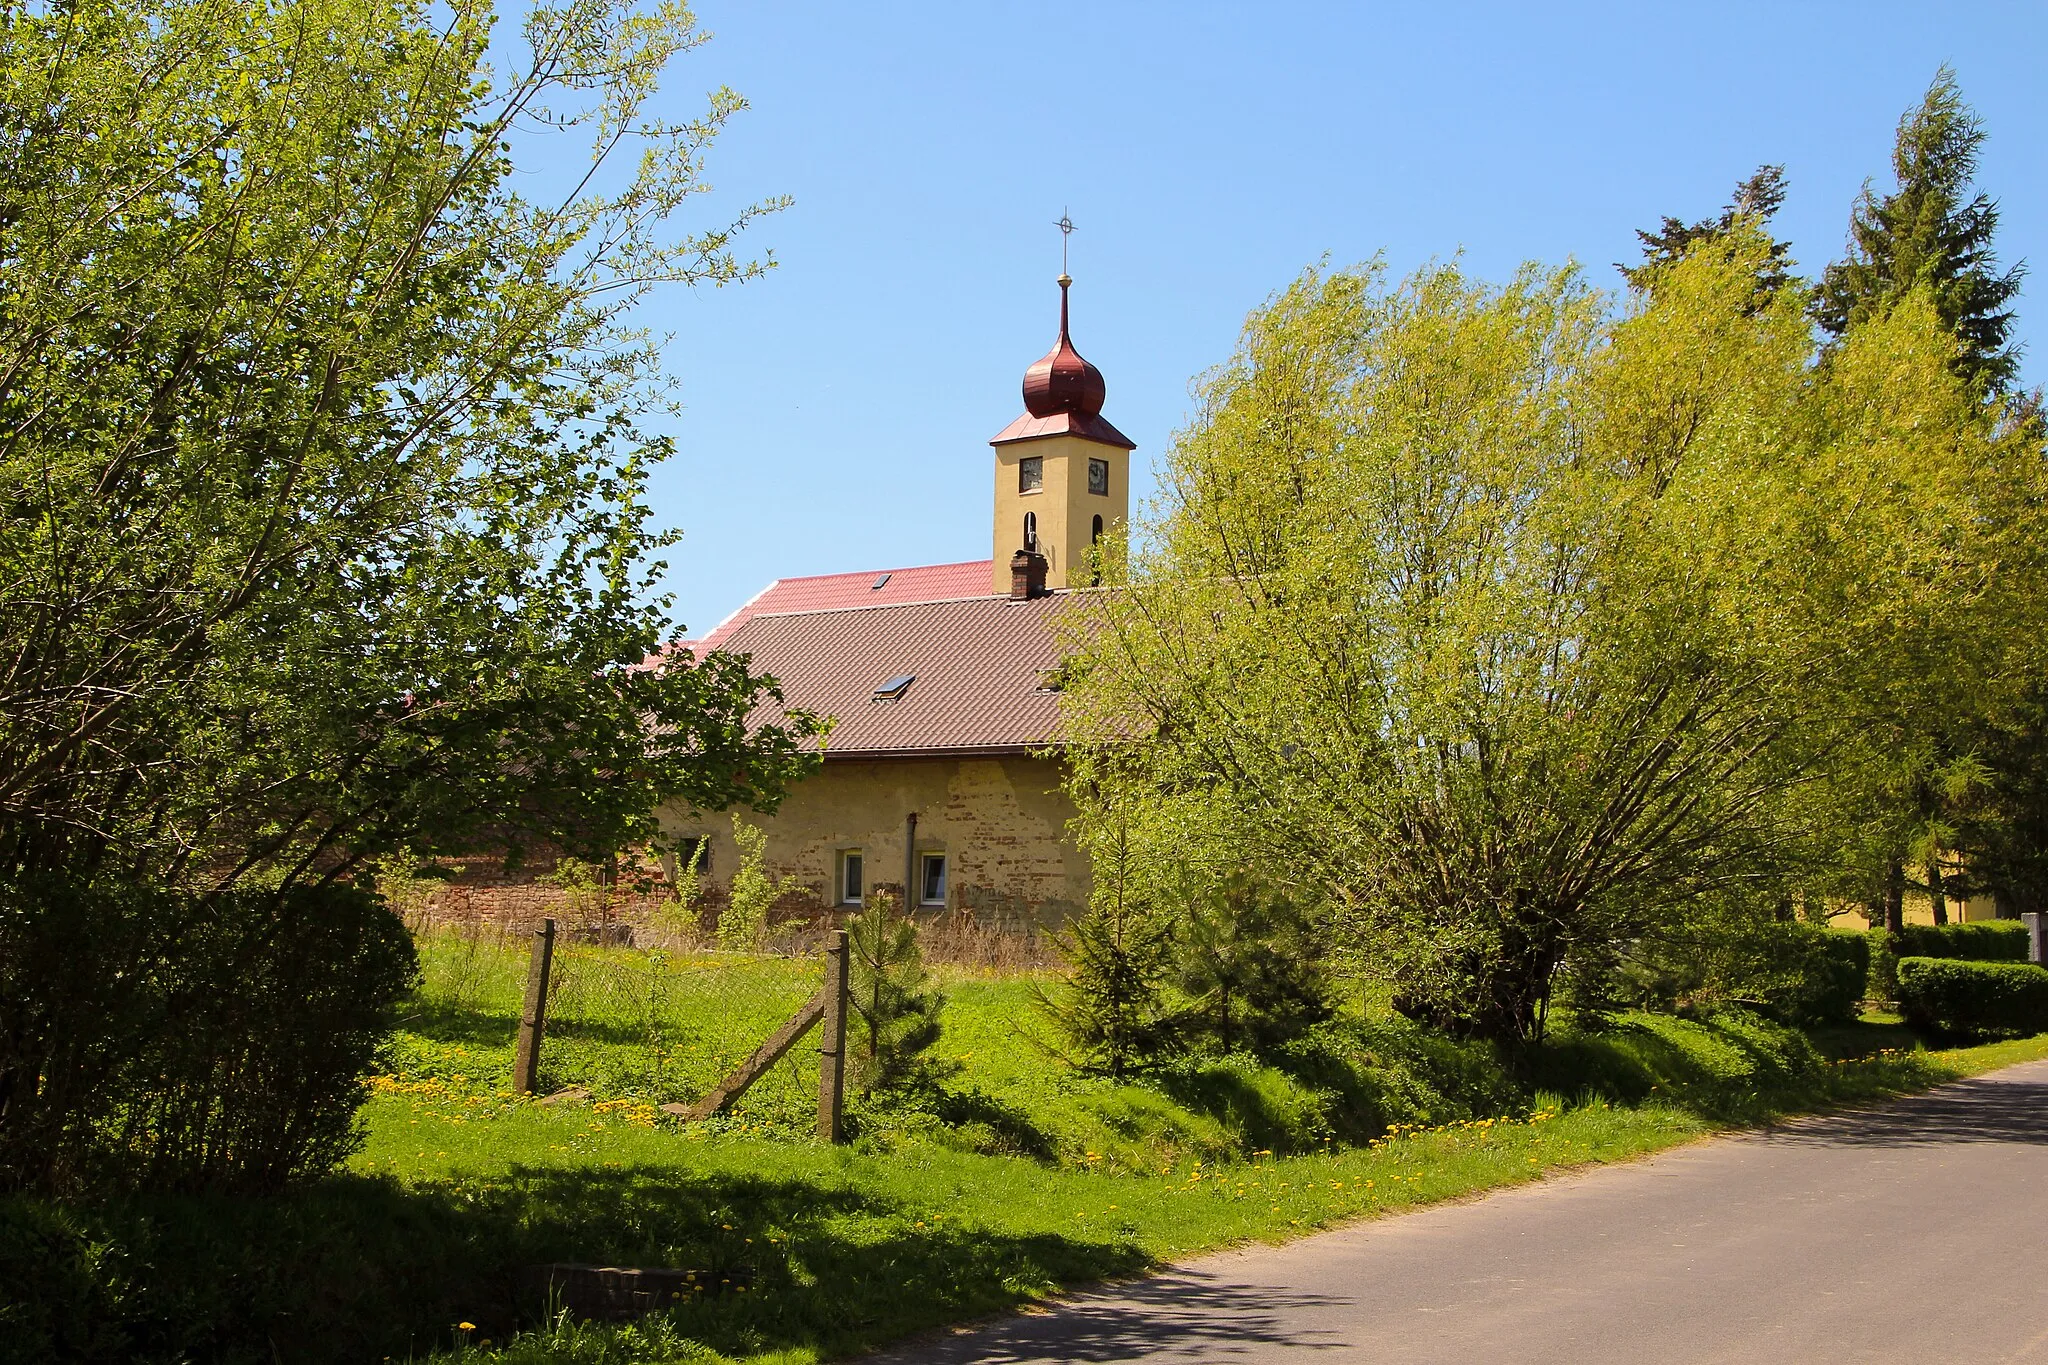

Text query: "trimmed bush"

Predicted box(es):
[1620, 920, 1869, 1025]
[1895, 919, 2030, 961]
[1896, 956, 2048, 1040]
[0, 879, 417, 1195]
[1865, 920, 2029, 1000]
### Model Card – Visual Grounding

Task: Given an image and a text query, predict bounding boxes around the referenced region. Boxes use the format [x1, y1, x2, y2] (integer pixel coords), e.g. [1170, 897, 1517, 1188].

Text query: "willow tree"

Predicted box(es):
[1060, 234, 2048, 1046]
[0, 0, 821, 890]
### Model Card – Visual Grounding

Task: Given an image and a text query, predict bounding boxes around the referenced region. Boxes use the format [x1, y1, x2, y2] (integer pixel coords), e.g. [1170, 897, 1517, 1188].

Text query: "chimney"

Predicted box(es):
[1009, 548, 1048, 600]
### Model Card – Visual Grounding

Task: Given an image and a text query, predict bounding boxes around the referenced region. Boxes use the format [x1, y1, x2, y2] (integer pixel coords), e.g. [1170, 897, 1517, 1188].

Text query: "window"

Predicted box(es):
[1088, 457, 1109, 496]
[838, 850, 864, 905]
[1023, 511, 1038, 552]
[1092, 514, 1103, 544]
[873, 673, 915, 700]
[920, 853, 948, 906]
[1019, 456, 1043, 493]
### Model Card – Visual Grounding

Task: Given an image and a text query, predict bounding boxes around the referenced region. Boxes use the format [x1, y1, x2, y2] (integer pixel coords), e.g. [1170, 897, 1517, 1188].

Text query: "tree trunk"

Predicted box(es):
[1929, 856, 1948, 926]
[1885, 859, 1907, 935]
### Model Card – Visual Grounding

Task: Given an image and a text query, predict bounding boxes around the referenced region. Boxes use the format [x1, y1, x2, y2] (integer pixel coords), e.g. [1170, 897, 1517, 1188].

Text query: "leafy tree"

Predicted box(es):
[0, 0, 821, 894]
[1060, 234, 2048, 1048]
[1622, 164, 1794, 300]
[1816, 67, 2025, 393]
[846, 891, 952, 1096]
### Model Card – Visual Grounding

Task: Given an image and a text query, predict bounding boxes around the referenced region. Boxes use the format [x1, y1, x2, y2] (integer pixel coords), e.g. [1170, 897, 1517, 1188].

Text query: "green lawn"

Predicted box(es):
[14, 932, 2048, 1365]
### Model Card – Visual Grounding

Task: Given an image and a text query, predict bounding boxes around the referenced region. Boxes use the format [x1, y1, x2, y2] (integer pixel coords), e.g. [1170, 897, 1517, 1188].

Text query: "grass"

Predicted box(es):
[12, 930, 2048, 1365]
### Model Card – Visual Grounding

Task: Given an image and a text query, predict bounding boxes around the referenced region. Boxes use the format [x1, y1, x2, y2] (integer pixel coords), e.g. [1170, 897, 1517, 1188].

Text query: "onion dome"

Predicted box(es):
[990, 274, 1134, 449]
[1021, 275, 1107, 418]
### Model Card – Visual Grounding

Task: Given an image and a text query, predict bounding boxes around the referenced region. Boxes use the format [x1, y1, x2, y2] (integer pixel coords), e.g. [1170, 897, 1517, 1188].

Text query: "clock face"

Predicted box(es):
[1088, 458, 1109, 496]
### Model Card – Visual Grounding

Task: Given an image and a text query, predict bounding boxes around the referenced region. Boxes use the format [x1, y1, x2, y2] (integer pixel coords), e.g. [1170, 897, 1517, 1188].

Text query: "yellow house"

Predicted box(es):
[664, 275, 1132, 928]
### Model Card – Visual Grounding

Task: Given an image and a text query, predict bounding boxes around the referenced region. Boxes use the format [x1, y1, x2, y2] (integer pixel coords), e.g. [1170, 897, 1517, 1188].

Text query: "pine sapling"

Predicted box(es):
[846, 890, 952, 1096]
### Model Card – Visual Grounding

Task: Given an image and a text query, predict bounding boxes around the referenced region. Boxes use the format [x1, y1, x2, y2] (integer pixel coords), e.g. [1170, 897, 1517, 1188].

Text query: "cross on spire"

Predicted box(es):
[1055, 210, 1075, 281]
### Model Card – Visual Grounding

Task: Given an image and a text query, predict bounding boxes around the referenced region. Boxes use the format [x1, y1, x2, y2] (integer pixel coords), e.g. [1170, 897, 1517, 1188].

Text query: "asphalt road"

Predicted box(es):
[873, 1057, 2048, 1364]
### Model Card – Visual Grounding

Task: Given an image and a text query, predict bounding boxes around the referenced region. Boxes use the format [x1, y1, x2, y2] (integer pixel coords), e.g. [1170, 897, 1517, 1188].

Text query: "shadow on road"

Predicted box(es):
[1763, 1073, 2048, 1148]
[881, 1273, 1350, 1362]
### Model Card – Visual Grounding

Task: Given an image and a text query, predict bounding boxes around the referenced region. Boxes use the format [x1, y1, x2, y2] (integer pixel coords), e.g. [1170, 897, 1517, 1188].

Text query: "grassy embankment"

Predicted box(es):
[10, 931, 2048, 1365]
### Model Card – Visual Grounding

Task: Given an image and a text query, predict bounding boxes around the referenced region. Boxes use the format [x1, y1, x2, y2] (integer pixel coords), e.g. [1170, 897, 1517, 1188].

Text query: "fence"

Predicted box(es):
[424, 918, 852, 1139]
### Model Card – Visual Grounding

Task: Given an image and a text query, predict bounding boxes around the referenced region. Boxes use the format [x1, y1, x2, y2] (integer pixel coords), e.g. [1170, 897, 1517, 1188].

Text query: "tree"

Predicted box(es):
[1816, 67, 2025, 393]
[0, 0, 822, 893]
[1033, 816, 1179, 1075]
[845, 891, 952, 1096]
[1059, 233, 2048, 1048]
[1175, 872, 1335, 1054]
[1622, 165, 1794, 300]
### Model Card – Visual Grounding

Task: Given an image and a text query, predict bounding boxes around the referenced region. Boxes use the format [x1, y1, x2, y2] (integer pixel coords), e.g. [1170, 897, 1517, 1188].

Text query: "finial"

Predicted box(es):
[1055, 209, 1075, 279]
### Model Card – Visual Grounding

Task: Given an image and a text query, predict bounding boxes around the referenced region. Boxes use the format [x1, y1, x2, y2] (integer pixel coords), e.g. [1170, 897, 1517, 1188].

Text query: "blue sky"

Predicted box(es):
[625, 2, 2048, 637]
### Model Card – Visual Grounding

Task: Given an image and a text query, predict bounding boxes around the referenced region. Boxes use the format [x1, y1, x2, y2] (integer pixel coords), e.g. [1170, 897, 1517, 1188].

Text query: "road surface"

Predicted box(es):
[873, 1058, 2048, 1363]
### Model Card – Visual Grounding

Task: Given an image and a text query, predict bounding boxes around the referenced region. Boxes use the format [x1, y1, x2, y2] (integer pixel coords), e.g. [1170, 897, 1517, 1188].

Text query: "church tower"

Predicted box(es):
[989, 274, 1134, 594]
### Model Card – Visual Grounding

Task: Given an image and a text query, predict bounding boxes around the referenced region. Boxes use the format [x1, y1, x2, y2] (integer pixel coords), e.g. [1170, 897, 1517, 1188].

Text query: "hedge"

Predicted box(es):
[1866, 920, 2031, 1000]
[0, 879, 418, 1196]
[1724, 923, 1868, 1026]
[1896, 956, 2048, 1041]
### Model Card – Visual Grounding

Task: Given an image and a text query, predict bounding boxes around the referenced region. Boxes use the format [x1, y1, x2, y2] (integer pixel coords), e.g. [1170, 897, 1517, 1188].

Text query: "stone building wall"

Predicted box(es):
[661, 753, 1088, 931]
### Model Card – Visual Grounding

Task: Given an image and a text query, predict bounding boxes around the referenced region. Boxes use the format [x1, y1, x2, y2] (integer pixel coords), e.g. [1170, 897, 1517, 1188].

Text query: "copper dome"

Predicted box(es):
[1021, 276, 1107, 419]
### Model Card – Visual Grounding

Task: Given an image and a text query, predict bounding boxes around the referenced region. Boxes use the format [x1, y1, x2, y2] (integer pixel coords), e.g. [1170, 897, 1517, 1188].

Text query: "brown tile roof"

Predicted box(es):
[681, 559, 995, 652]
[717, 591, 1087, 757]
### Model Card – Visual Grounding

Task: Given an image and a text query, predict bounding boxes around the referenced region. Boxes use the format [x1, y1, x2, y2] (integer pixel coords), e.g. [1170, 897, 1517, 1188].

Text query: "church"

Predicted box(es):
[661, 272, 1132, 928]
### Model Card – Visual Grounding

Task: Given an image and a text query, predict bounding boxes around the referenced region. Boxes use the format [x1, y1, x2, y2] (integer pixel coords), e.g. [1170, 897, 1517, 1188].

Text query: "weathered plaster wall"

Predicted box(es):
[662, 753, 1089, 929]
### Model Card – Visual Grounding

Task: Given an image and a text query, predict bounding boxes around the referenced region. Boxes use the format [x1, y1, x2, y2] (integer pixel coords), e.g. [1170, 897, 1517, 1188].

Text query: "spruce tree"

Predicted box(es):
[1622, 165, 1793, 299]
[1816, 67, 2024, 393]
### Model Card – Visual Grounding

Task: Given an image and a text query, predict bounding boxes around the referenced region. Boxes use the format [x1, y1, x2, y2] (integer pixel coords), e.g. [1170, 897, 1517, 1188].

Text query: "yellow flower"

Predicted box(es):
[458, 1321, 476, 1332]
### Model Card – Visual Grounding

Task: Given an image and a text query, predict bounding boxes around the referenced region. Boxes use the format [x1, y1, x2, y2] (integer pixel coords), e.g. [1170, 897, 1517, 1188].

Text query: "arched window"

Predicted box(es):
[1090, 515, 1105, 586]
[1023, 511, 1038, 552]
[1092, 514, 1103, 544]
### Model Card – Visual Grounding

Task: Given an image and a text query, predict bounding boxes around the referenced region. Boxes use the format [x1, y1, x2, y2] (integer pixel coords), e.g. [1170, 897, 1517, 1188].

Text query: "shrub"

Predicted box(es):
[1865, 920, 2029, 1000]
[0, 879, 417, 1195]
[1896, 956, 2048, 1040]
[1175, 873, 1336, 1053]
[1616, 919, 1868, 1025]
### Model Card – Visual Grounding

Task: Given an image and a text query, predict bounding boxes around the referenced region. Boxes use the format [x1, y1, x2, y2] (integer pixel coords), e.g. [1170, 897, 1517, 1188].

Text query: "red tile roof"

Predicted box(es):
[682, 559, 995, 652]
[716, 592, 1086, 757]
[989, 408, 1135, 449]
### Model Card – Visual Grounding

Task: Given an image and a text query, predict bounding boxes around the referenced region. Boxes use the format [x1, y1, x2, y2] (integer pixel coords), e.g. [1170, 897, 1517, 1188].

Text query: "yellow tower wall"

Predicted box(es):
[990, 433, 1131, 592]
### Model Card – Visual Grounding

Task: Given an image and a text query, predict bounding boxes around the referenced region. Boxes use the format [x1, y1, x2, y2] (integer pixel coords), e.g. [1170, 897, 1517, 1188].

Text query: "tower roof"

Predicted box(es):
[992, 276, 1134, 449]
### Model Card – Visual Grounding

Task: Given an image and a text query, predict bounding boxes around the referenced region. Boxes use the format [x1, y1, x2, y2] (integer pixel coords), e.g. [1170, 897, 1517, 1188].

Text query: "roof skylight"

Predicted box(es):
[873, 674, 915, 701]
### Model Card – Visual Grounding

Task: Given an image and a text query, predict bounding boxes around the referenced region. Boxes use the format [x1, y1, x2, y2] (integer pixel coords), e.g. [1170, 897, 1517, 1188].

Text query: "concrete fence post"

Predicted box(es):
[819, 928, 850, 1143]
[2026, 913, 2047, 968]
[513, 917, 557, 1093]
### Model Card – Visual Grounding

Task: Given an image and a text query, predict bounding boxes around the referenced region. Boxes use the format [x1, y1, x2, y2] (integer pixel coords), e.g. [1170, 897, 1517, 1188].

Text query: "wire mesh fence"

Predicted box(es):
[403, 922, 832, 1131]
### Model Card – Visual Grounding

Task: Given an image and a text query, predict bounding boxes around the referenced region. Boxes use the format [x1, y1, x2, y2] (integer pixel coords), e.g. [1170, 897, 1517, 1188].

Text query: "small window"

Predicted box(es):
[1023, 511, 1038, 552]
[1091, 514, 1104, 544]
[1088, 458, 1109, 496]
[871, 572, 891, 590]
[1019, 456, 1043, 493]
[839, 850, 864, 905]
[873, 674, 915, 700]
[920, 853, 948, 906]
